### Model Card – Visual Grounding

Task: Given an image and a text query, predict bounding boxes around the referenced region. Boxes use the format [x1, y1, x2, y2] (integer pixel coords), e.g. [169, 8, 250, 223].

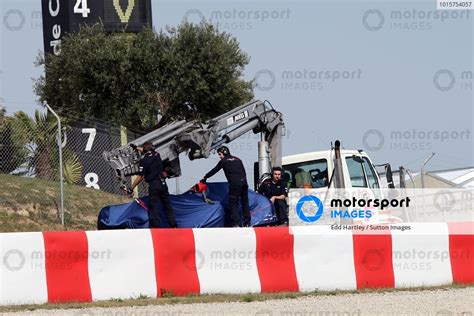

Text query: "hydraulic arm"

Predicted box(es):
[103, 100, 284, 185]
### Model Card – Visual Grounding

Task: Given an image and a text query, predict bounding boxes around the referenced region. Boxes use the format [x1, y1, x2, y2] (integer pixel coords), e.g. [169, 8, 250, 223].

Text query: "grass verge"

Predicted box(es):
[0, 284, 472, 313]
[0, 173, 129, 232]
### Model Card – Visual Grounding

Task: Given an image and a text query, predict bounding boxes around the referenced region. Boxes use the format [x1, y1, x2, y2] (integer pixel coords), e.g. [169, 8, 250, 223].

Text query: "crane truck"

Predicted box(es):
[103, 100, 393, 191]
[103, 100, 397, 225]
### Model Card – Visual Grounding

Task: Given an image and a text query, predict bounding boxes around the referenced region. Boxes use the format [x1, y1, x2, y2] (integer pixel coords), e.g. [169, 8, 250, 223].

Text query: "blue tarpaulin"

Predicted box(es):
[97, 182, 278, 229]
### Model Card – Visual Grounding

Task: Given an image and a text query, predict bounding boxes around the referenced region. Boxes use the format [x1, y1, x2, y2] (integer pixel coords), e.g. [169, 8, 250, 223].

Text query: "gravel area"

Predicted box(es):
[4, 287, 473, 316]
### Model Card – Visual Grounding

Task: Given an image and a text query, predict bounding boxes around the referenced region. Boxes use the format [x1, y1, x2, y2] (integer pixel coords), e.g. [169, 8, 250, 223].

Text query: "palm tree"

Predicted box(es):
[14, 110, 57, 179]
[14, 110, 82, 183]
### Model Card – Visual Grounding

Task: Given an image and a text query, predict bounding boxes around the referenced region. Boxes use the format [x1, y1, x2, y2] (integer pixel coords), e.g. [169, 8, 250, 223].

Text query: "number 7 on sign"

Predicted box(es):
[74, 0, 90, 18]
[82, 128, 96, 151]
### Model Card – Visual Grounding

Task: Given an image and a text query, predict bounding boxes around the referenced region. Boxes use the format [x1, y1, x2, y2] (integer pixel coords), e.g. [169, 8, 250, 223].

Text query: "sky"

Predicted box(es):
[0, 0, 472, 193]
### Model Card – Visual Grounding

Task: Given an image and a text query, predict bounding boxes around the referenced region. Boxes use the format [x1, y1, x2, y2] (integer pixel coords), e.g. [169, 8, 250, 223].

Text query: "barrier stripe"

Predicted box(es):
[391, 223, 452, 287]
[151, 228, 200, 297]
[0, 232, 48, 305]
[43, 231, 92, 303]
[352, 228, 394, 289]
[448, 222, 474, 284]
[292, 226, 357, 291]
[254, 227, 298, 292]
[193, 228, 261, 294]
[86, 229, 156, 301]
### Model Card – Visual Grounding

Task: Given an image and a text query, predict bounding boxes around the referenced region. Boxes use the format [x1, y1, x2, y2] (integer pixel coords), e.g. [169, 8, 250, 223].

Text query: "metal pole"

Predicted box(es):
[406, 169, 417, 221]
[421, 152, 435, 189]
[399, 167, 410, 222]
[399, 166, 405, 189]
[44, 103, 64, 226]
[420, 153, 435, 218]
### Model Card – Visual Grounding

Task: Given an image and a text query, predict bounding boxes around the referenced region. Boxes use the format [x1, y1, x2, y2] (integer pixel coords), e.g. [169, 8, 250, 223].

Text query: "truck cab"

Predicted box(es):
[282, 148, 401, 225]
[282, 149, 382, 191]
[282, 149, 401, 225]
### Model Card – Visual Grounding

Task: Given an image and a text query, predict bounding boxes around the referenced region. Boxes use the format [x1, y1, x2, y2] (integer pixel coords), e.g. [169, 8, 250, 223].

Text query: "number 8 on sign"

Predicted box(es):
[85, 172, 100, 189]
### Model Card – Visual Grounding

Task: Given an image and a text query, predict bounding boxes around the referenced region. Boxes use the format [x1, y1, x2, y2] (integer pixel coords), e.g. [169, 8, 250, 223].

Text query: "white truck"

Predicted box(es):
[282, 141, 401, 225]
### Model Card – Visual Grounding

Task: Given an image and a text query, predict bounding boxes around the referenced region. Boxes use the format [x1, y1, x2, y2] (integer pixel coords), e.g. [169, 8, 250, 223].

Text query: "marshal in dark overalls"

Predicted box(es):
[201, 146, 250, 227]
[258, 167, 289, 225]
[128, 141, 177, 228]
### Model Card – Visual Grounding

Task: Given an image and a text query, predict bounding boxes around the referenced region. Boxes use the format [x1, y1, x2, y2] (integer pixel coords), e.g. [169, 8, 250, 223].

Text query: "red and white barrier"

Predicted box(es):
[0, 223, 473, 306]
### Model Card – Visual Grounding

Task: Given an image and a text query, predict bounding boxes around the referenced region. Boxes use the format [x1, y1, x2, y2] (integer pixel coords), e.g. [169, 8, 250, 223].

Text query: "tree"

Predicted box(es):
[14, 110, 58, 179]
[0, 107, 30, 173]
[35, 27, 160, 130]
[35, 22, 254, 130]
[0, 101, 5, 121]
[13, 110, 83, 183]
[152, 23, 253, 121]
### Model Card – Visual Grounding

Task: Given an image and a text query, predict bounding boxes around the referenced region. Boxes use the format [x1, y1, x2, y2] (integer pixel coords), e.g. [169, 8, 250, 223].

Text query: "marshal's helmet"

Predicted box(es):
[142, 141, 155, 153]
[217, 146, 230, 156]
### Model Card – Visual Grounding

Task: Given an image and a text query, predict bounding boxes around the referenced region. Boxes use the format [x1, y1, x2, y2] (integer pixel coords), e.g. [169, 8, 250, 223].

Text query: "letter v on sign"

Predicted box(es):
[113, 0, 135, 23]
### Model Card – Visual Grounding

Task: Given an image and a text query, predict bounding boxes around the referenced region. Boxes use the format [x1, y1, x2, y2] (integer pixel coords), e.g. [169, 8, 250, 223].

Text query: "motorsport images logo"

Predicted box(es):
[295, 195, 376, 223]
[362, 8, 470, 32]
[296, 195, 324, 222]
[295, 193, 411, 223]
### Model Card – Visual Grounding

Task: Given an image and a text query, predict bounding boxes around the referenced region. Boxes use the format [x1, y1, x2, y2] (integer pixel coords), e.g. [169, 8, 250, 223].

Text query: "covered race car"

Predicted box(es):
[97, 182, 278, 229]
